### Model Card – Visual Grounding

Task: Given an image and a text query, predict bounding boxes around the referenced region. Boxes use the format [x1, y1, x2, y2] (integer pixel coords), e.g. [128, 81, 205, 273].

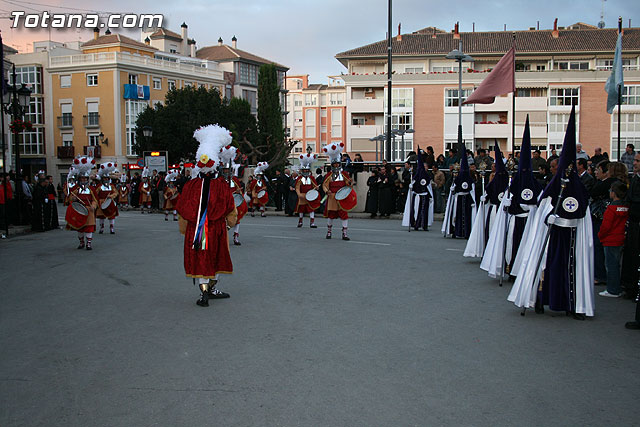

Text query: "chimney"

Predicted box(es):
[453, 22, 460, 39]
[218, 37, 223, 46]
[181, 22, 188, 41]
[181, 22, 188, 55]
[105, 28, 111, 35]
[397, 23, 402, 41]
[144, 36, 150, 46]
[190, 39, 196, 57]
[232, 35, 237, 49]
[93, 26, 99, 40]
[552, 18, 559, 38]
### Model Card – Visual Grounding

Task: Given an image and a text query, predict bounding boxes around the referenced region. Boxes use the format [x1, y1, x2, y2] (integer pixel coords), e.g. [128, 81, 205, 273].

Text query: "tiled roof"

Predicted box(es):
[150, 28, 183, 40]
[82, 33, 156, 50]
[336, 28, 640, 59]
[196, 44, 288, 69]
[305, 84, 327, 91]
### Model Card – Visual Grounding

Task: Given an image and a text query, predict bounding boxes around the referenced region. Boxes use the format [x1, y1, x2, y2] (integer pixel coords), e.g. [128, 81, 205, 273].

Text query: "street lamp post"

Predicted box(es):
[446, 41, 474, 151]
[2, 63, 33, 226]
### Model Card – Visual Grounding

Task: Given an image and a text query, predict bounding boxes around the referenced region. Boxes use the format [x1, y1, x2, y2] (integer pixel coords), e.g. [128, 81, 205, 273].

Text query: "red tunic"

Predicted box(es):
[229, 177, 246, 223]
[66, 187, 98, 232]
[250, 178, 267, 207]
[163, 186, 179, 210]
[323, 172, 351, 220]
[177, 177, 235, 279]
[295, 176, 318, 214]
[96, 184, 119, 219]
[139, 182, 152, 204]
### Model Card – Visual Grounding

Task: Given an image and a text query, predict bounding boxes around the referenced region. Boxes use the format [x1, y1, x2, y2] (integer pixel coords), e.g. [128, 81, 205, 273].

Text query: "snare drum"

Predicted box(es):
[257, 189, 268, 205]
[65, 202, 89, 230]
[335, 187, 357, 211]
[234, 193, 248, 220]
[100, 198, 118, 218]
[305, 189, 321, 210]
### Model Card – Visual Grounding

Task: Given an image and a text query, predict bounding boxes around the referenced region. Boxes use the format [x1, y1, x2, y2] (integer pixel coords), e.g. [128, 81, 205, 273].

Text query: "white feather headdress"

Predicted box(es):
[322, 142, 345, 163]
[299, 152, 317, 169]
[193, 124, 232, 174]
[254, 161, 269, 175]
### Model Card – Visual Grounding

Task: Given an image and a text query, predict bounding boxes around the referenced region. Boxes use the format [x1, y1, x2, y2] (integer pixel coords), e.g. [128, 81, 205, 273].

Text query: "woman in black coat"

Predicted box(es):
[365, 169, 381, 218]
[378, 166, 394, 217]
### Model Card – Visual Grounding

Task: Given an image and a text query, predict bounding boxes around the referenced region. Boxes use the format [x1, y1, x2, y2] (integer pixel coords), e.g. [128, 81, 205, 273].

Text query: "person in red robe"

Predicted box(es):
[322, 142, 353, 240]
[65, 156, 98, 250]
[176, 124, 238, 307]
[295, 153, 319, 228]
[95, 162, 119, 234]
[219, 145, 247, 246]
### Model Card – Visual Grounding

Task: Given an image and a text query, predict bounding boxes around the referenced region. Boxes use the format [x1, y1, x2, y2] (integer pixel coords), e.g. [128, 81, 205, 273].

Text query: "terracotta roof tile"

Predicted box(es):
[336, 28, 640, 59]
[150, 28, 183, 41]
[82, 33, 156, 50]
[196, 44, 288, 69]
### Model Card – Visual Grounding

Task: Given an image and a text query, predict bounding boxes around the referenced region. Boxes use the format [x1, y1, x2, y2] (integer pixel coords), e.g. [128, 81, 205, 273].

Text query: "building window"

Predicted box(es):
[296, 80, 303, 89]
[622, 85, 640, 105]
[432, 65, 455, 73]
[11, 66, 43, 94]
[14, 128, 44, 155]
[392, 88, 413, 108]
[352, 117, 365, 126]
[305, 126, 316, 137]
[613, 113, 640, 132]
[87, 74, 98, 86]
[305, 109, 316, 124]
[391, 112, 413, 131]
[128, 74, 138, 85]
[405, 67, 423, 73]
[60, 75, 71, 88]
[445, 89, 471, 107]
[87, 102, 99, 126]
[549, 113, 573, 133]
[516, 88, 547, 97]
[225, 85, 232, 99]
[330, 93, 344, 105]
[24, 98, 44, 125]
[125, 99, 148, 156]
[88, 133, 101, 146]
[306, 141, 316, 152]
[320, 94, 327, 106]
[304, 94, 317, 106]
[168, 80, 176, 91]
[331, 109, 342, 136]
[555, 61, 589, 70]
[239, 63, 258, 85]
[294, 95, 302, 107]
[294, 111, 303, 123]
[242, 90, 257, 114]
[549, 88, 579, 106]
[293, 126, 302, 138]
[152, 78, 161, 90]
[62, 134, 73, 147]
[596, 58, 636, 71]
[536, 65, 546, 71]
[611, 137, 640, 160]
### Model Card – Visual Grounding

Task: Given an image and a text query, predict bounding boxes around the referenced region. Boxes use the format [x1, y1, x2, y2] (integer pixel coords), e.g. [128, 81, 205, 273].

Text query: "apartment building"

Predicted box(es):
[196, 37, 288, 115]
[285, 75, 347, 159]
[8, 26, 226, 183]
[335, 22, 640, 161]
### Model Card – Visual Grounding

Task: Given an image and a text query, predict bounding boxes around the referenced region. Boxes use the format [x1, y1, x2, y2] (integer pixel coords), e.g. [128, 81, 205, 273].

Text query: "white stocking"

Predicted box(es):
[109, 219, 115, 226]
[327, 218, 333, 227]
[310, 212, 315, 219]
[233, 224, 240, 233]
[341, 219, 348, 228]
[99, 219, 105, 227]
[299, 212, 304, 218]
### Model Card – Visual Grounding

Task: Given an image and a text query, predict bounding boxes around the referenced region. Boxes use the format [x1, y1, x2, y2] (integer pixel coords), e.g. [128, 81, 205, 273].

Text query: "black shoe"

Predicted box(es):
[77, 244, 85, 250]
[86, 245, 92, 251]
[165, 218, 168, 221]
[342, 235, 350, 241]
[110, 231, 115, 235]
[234, 239, 241, 246]
[173, 218, 178, 221]
[196, 294, 209, 307]
[99, 229, 104, 234]
[208, 289, 230, 299]
[310, 223, 317, 228]
[326, 233, 331, 239]
[534, 301, 544, 314]
[625, 321, 640, 330]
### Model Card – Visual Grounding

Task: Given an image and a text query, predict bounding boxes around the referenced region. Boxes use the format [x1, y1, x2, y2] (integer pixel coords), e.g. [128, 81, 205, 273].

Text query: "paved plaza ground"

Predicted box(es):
[1, 208, 638, 426]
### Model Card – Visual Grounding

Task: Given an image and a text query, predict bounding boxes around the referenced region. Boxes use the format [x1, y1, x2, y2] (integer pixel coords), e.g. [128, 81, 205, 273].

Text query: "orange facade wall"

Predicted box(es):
[412, 84, 446, 156]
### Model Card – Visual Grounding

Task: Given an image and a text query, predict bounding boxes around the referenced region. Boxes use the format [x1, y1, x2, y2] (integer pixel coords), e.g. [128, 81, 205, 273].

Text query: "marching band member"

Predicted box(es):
[139, 167, 152, 213]
[295, 152, 319, 228]
[118, 175, 129, 208]
[176, 125, 237, 307]
[63, 167, 77, 206]
[66, 156, 98, 250]
[322, 142, 353, 240]
[96, 162, 119, 234]
[219, 145, 246, 245]
[163, 170, 180, 221]
[250, 162, 269, 217]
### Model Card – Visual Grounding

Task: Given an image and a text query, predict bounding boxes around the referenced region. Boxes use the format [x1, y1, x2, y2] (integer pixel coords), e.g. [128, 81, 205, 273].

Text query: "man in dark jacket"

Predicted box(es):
[577, 158, 595, 193]
[623, 154, 640, 330]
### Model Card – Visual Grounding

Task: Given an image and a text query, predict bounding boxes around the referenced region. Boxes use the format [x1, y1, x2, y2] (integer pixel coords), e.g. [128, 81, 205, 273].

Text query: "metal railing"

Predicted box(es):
[57, 115, 73, 129]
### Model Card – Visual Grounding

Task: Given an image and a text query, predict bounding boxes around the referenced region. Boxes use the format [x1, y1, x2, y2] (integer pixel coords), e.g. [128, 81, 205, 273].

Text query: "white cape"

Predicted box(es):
[402, 183, 434, 228]
[463, 196, 488, 258]
[509, 205, 539, 277]
[479, 191, 511, 278]
[507, 197, 594, 316]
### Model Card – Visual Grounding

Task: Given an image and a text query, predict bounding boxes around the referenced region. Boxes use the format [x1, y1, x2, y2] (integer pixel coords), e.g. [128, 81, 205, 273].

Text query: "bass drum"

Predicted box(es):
[234, 193, 248, 220]
[65, 202, 89, 230]
[100, 198, 118, 218]
[257, 189, 269, 205]
[335, 187, 357, 211]
[305, 189, 321, 210]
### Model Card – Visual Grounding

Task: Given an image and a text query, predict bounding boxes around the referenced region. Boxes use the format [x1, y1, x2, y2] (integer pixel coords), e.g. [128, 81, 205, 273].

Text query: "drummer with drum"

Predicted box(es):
[322, 142, 356, 241]
[139, 167, 152, 213]
[163, 170, 180, 221]
[295, 152, 320, 228]
[63, 167, 77, 206]
[118, 178, 129, 208]
[65, 156, 99, 250]
[219, 145, 248, 246]
[95, 162, 119, 234]
[250, 162, 269, 217]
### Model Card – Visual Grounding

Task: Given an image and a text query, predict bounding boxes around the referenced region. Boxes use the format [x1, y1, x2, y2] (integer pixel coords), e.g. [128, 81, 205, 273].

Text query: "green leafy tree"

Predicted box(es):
[257, 64, 295, 169]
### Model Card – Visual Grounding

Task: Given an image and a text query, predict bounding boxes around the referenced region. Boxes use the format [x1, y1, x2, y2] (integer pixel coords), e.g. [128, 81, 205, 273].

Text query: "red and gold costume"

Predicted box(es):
[250, 173, 268, 217]
[139, 180, 152, 206]
[163, 186, 179, 211]
[323, 171, 352, 220]
[295, 175, 318, 214]
[96, 183, 119, 220]
[66, 185, 98, 233]
[118, 183, 129, 206]
[177, 176, 237, 279]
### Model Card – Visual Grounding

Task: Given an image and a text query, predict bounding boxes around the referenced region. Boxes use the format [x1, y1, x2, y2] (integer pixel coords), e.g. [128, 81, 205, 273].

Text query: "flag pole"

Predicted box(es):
[511, 32, 516, 156]
[617, 17, 622, 160]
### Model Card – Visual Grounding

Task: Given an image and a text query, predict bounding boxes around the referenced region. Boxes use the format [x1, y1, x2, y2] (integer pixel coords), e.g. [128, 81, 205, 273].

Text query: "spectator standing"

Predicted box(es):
[432, 165, 445, 213]
[352, 153, 364, 182]
[620, 144, 637, 173]
[577, 158, 595, 192]
[531, 149, 547, 173]
[272, 169, 284, 211]
[576, 143, 589, 160]
[425, 146, 436, 168]
[547, 148, 559, 163]
[130, 172, 140, 208]
[378, 166, 394, 217]
[591, 147, 608, 166]
[0, 173, 13, 238]
[623, 154, 640, 329]
[436, 154, 446, 169]
[365, 169, 380, 218]
[589, 160, 618, 285]
[474, 148, 493, 169]
[598, 181, 629, 297]
[315, 168, 325, 213]
[287, 170, 298, 216]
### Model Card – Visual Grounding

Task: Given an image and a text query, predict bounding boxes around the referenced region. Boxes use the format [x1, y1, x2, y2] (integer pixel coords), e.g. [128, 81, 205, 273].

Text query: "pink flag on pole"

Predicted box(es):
[463, 47, 515, 105]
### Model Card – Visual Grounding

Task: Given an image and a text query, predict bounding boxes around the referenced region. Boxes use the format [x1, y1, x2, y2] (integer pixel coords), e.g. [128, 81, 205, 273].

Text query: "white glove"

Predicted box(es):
[480, 195, 487, 203]
[503, 198, 512, 207]
[546, 214, 558, 225]
[408, 183, 414, 190]
[44, 199, 48, 204]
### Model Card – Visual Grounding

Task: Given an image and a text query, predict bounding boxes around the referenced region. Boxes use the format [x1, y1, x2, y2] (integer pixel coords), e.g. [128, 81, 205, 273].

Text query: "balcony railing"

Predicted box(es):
[57, 115, 73, 129]
[84, 145, 101, 158]
[57, 145, 75, 159]
[83, 114, 100, 128]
